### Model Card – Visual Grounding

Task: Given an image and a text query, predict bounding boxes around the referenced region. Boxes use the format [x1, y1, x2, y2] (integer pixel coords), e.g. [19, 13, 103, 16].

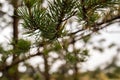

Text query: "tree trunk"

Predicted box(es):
[74, 50, 78, 80]
[43, 54, 50, 80]
[10, 0, 19, 80]
[74, 63, 78, 80]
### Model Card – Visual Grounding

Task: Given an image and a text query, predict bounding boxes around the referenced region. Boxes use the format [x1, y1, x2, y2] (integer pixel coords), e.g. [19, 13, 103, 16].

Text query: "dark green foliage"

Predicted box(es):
[18, 0, 120, 41]
[0, 45, 11, 62]
[82, 49, 89, 56]
[0, 45, 4, 53]
[18, 0, 78, 40]
[23, 0, 38, 8]
[66, 53, 77, 64]
[77, 0, 120, 29]
[52, 41, 63, 51]
[47, 0, 77, 22]
[82, 35, 91, 43]
[65, 49, 89, 64]
[0, 0, 120, 80]
[15, 39, 31, 54]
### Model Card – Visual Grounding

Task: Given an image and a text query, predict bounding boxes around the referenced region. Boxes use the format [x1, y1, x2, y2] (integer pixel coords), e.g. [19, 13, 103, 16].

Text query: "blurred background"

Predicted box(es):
[0, 0, 120, 80]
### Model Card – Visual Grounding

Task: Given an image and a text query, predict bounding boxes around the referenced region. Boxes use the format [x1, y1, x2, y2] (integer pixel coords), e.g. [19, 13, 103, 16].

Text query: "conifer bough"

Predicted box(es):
[18, 0, 120, 40]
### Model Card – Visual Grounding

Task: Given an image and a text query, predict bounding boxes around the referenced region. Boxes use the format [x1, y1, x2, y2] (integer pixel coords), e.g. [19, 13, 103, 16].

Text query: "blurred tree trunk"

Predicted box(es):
[12, 0, 19, 47]
[73, 38, 79, 80]
[9, 0, 19, 80]
[43, 54, 50, 80]
[74, 62, 78, 80]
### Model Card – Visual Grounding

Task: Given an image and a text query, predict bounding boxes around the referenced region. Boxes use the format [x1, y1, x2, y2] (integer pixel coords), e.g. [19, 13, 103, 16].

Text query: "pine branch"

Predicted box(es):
[75, 15, 120, 42]
[0, 51, 42, 72]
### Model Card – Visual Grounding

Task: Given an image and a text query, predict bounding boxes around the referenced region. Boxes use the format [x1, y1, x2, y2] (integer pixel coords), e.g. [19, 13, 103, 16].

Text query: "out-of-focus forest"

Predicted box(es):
[0, 0, 120, 80]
